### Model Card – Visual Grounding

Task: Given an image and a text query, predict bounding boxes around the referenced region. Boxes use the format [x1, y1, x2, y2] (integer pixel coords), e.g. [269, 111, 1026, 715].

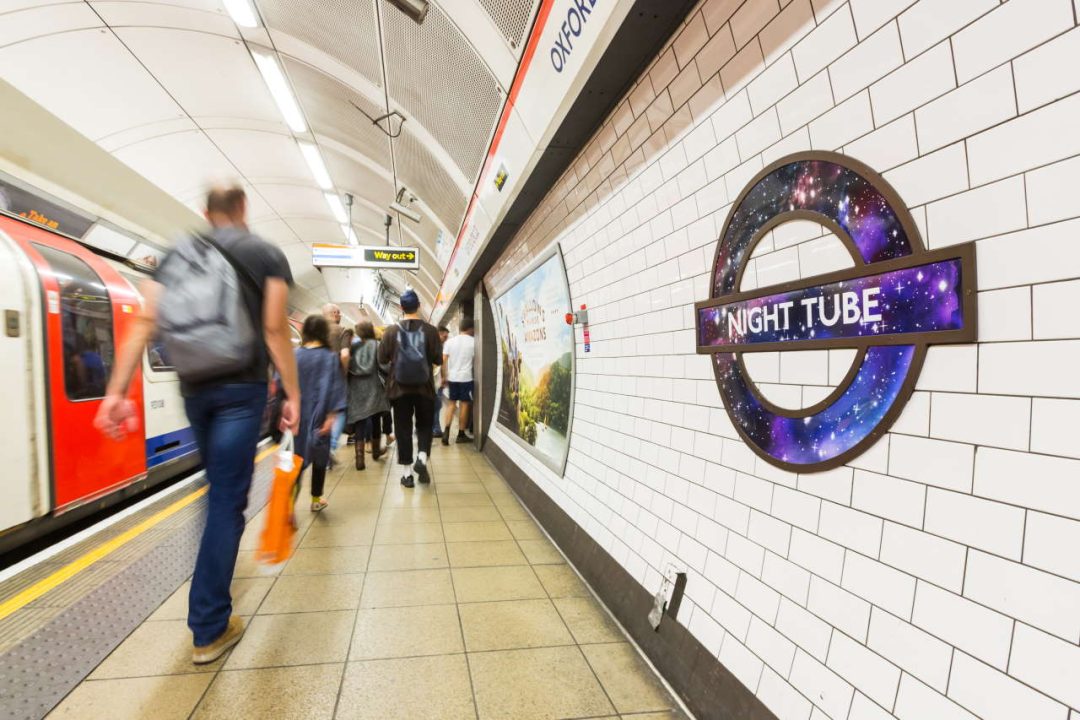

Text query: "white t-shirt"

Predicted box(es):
[443, 334, 475, 383]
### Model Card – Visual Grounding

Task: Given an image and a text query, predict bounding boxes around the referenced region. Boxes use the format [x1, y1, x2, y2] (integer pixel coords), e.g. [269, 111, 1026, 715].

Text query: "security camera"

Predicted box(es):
[389, 201, 421, 224]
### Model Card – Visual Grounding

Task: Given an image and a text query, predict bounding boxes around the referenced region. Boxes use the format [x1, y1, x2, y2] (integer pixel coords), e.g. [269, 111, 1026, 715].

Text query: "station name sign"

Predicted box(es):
[312, 243, 420, 270]
[549, 0, 600, 73]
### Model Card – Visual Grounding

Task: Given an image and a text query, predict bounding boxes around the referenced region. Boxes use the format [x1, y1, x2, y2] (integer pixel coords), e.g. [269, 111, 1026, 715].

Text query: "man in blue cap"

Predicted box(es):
[378, 288, 443, 487]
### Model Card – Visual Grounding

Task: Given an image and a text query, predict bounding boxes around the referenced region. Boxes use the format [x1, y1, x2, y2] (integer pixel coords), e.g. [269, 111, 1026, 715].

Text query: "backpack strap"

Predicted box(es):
[197, 233, 261, 296]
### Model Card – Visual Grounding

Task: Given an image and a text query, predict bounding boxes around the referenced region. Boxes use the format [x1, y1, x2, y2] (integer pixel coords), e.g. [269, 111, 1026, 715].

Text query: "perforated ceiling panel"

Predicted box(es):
[380, 2, 502, 181]
[477, 0, 540, 49]
[258, 0, 383, 88]
[393, 125, 468, 239]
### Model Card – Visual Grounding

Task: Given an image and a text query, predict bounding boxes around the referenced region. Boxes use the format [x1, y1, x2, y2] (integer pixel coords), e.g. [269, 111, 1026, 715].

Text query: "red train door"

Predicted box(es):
[2, 217, 146, 510]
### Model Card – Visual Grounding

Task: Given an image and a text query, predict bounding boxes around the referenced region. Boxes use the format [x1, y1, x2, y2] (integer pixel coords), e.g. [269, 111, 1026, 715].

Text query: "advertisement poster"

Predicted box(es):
[494, 249, 574, 474]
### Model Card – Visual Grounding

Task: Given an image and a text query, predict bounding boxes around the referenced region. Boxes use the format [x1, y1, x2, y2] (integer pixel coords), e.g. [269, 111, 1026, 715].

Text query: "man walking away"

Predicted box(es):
[441, 317, 476, 445]
[378, 289, 442, 488]
[322, 303, 351, 457]
[94, 185, 300, 664]
[432, 325, 450, 438]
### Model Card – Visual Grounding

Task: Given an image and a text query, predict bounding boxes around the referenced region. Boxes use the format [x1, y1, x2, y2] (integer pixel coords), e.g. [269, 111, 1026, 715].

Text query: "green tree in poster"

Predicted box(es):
[544, 354, 572, 435]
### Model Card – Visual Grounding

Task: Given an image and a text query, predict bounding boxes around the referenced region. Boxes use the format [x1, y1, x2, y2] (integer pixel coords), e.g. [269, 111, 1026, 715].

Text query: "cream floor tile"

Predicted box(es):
[439, 505, 503, 523]
[282, 546, 370, 575]
[91, 620, 223, 679]
[298, 522, 376, 548]
[618, 712, 687, 719]
[437, 493, 495, 508]
[350, 604, 464, 660]
[191, 664, 343, 720]
[533, 565, 590, 598]
[378, 506, 442, 524]
[373, 521, 445, 545]
[495, 505, 531, 521]
[149, 578, 273, 621]
[443, 521, 512, 542]
[446, 540, 527, 568]
[314, 504, 381, 525]
[554, 596, 624, 644]
[505, 520, 544, 540]
[517, 539, 566, 565]
[224, 610, 354, 669]
[258, 573, 365, 614]
[452, 566, 546, 603]
[459, 599, 574, 652]
[437, 482, 488, 495]
[468, 645, 614, 720]
[367, 542, 449, 571]
[233, 551, 282, 579]
[360, 568, 455, 608]
[581, 643, 676, 715]
[379, 491, 439, 509]
[47, 674, 212, 720]
[336, 654, 476, 720]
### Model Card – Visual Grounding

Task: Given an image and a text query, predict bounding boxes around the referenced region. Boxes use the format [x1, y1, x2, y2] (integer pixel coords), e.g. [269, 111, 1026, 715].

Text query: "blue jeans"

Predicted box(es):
[184, 383, 267, 646]
[329, 411, 347, 452]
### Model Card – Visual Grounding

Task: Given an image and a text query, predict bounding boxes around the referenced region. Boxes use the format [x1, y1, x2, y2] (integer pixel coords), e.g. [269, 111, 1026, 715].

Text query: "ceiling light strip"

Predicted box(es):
[252, 50, 307, 134]
[299, 141, 333, 190]
[223, 0, 260, 28]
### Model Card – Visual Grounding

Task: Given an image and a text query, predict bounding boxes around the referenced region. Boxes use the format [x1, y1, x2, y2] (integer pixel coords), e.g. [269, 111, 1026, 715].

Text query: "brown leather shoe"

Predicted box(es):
[371, 435, 383, 462]
[192, 615, 244, 664]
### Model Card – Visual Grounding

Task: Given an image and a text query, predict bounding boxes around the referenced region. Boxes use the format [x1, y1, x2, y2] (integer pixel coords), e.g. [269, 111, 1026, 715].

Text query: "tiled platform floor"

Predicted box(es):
[47, 440, 690, 720]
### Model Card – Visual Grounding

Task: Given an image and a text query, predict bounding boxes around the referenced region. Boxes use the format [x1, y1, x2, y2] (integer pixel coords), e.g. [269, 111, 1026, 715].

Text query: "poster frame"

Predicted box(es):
[491, 243, 576, 477]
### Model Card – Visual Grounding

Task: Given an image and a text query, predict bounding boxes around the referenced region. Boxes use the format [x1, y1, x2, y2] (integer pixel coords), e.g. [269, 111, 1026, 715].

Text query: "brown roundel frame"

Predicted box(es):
[695, 150, 979, 473]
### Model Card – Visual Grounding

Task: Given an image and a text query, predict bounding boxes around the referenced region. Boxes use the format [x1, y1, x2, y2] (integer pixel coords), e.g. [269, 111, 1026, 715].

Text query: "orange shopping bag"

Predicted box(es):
[258, 431, 303, 570]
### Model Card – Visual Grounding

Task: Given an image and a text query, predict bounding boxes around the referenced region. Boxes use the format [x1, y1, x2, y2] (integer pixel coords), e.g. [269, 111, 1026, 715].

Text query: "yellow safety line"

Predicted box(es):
[0, 444, 278, 622]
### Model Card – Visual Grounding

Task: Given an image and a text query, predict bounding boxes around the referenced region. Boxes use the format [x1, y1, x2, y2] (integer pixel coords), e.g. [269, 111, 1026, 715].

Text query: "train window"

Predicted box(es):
[31, 243, 115, 401]
[118, 270, 174, 372]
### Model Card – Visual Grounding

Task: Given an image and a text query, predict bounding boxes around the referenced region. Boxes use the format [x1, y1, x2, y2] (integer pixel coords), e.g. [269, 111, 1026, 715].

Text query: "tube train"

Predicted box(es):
[0, 211, 295, 556]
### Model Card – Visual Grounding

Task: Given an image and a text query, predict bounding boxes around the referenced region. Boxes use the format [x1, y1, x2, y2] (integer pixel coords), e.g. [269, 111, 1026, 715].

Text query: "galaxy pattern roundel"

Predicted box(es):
[696, 152, 978, 473]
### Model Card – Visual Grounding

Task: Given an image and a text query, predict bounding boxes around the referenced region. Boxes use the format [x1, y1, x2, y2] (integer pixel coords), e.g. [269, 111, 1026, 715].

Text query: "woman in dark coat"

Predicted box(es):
[343, 321, 390, 470]
[294, 315, 346, 512]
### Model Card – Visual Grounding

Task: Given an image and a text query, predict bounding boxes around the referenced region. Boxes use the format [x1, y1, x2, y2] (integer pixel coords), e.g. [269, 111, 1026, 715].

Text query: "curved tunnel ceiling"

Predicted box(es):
[0, 0, 542, 310]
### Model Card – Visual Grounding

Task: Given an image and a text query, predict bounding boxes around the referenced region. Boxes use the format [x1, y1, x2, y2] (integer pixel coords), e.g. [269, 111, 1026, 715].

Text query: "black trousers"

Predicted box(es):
[379, 410, 393, 436]
[391, 395, 434, 466]
[297, 463, 327, 499]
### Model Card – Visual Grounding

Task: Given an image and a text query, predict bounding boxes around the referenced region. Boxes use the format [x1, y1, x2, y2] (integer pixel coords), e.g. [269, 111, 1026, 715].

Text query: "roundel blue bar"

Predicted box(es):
[695, 152, 977, 472]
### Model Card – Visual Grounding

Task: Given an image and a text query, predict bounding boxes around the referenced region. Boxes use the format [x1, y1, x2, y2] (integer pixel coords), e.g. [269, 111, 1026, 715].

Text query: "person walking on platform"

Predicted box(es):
[344, 321, 389, 470]
[432, 325, 450, 438]
[441, 317, 476, 446]
[378, 289, 442, 488]
[93, 185, 299, 665]
[293, 315, 346, 511]
[322, 303, 351, 459]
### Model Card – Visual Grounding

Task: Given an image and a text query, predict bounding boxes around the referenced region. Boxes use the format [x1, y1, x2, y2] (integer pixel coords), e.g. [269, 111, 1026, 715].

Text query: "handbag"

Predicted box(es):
[257, 431, 303, 570]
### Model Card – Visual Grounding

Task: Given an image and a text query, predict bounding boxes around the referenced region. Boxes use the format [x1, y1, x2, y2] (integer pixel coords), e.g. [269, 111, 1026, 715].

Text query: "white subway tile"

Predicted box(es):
[898, 0, 997, 58]
[689, 605, 727, 655]
[844, 113, 919, 171]
[763, 552, 812, 604]
[710, 91, 754, 143]
[949, 651, 1069, 720]
[929, 392, 1031, 452]
[829, 21, 904, 101]
[826, 631, 900, 708]
[968, 92, 1080, 186]
[842, 551, 916, 619]
[735, 473, 775, 513]
[881, 523, 967, 593]
[713, 588, 753, 640]
[890, 390, 930, 436]
[789, 528, 846, 583]
[916, 63, 1017, 152]
[789, 650, 855, 720]
[736, 107, 783, 159]
[780, 349, 830, 385]
[719, 634, 765, 692]
[1024, 511, 1080, 582]
[979, 340, 1080, 399]
[1027, 155, 1080, 227]
[748, 615, 798, 676]
[808, 576, 872, 642]
[772, 485, 821, 532]
[925, 175, 1027, 249]
[798, 233, 854, 277]
[978, 220, 1080, 290]
[726, 532, 767, 576]
[797, 466, 853, 504]
[888, 434, 974, 492]
[977, 287, 1032, 342]
[895, 674, 979, 720]
[1014, 26, 1080, 113]
[952, 0, 1074, 83]
[912, 582, 1013, 670]
[867, 608, 953, 691]
[848, 0, 916, 38]
[809, 90, 874, 150]
[884, 141, 968, 207]
[849, 692, 893, 720]
[869, 40, 956, 125]
[964, 550, 1080, 641]
[758, 667, 813, 720]
[975, 447, 1080, 520]
[1033, 279, 1080, 340]
[775, 70, 835, 135]
[1030, 398, 1080, 460]
[705, 550, 741, 593]
[792, 3, 857, 81]
[737, 572, 783, 624]
[852, 470, 926, 527]
[777, 597, 832, 660]
[819, 503, 883, 557]
[749, 511, 792, 556]
[748, 54, 799, 115]
[1009, 623, 1080, 710]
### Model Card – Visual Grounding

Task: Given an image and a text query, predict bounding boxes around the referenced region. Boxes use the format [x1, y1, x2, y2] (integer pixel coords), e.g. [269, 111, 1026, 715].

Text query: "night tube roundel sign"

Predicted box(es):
[695, 152, 978, 473]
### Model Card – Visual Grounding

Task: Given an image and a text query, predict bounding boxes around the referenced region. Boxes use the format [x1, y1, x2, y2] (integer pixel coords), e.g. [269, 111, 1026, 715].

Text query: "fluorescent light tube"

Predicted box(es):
[253, 51, 307, 134]
[341, 224, 358, 245]
[299, 142, 332, 190]
[325, 192, 348, 223]
[222, 0, 259, 27]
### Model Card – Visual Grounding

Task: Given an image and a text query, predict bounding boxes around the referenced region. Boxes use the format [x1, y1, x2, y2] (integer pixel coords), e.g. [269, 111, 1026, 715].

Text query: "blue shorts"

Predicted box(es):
[448, 381, 474, 402]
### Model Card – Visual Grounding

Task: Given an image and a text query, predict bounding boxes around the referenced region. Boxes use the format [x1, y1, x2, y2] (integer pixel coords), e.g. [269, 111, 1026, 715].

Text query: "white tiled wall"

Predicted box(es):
[484, 1, 1080, 718]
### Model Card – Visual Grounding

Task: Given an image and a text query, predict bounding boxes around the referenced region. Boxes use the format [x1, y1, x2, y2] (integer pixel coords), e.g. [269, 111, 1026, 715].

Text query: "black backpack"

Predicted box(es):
[394, 322, 430, 385]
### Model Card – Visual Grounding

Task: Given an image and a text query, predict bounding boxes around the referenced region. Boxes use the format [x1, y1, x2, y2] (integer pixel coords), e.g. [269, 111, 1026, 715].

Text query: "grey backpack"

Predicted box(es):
[156, 234, 257, 383]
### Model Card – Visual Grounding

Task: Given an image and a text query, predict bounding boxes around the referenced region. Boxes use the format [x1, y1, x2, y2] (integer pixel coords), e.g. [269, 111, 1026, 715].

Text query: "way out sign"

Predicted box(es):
[312, 243, 420, 270]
